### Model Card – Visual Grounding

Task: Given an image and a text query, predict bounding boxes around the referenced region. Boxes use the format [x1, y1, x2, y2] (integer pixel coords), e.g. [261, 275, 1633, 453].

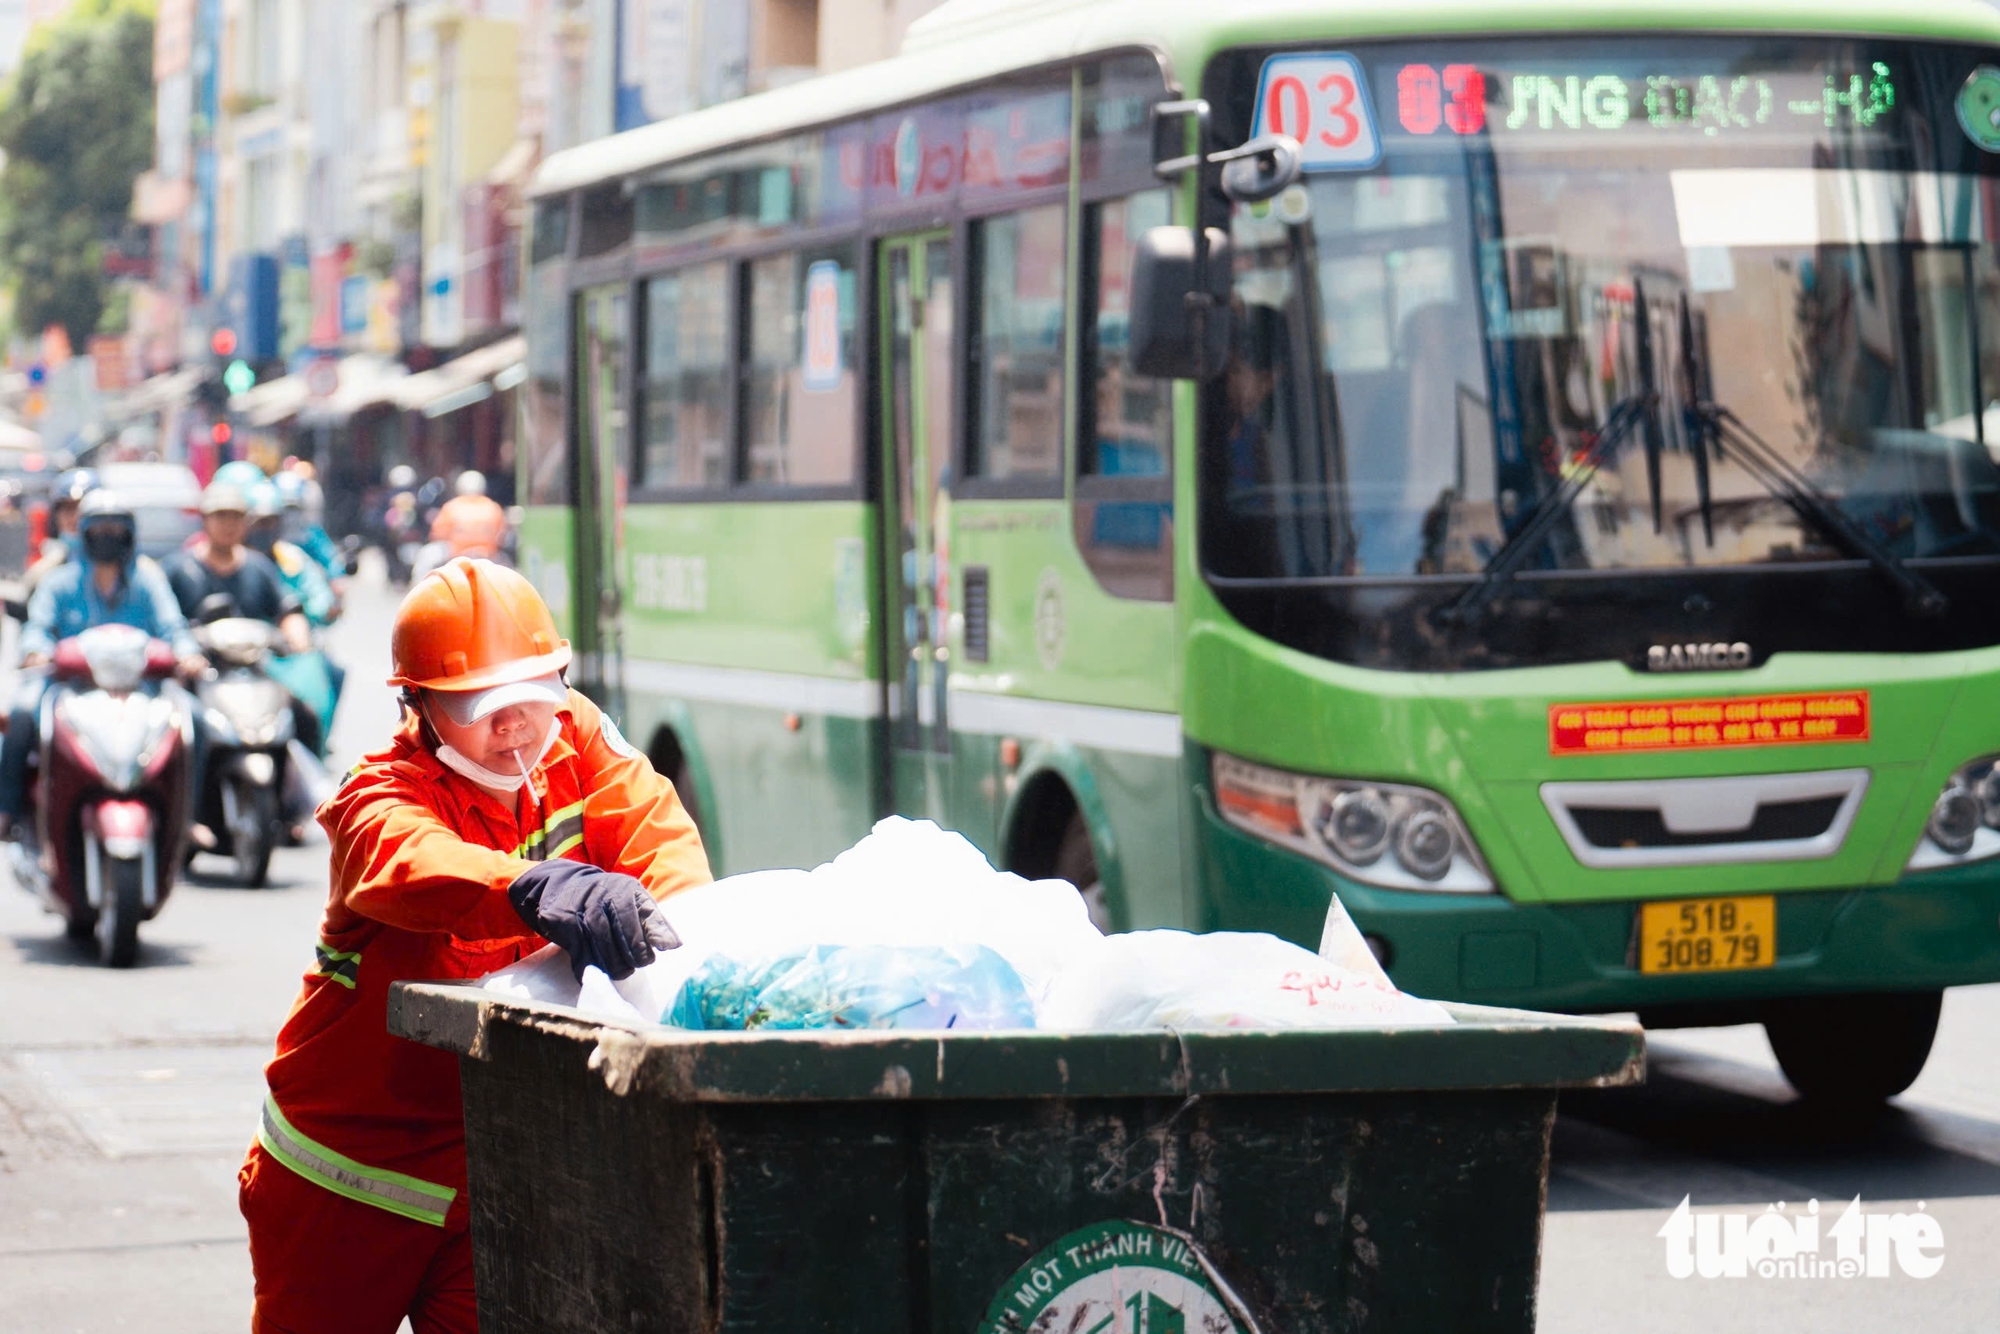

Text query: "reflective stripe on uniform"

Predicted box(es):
[312, 941, 360, 989]
[512, 799, 586, 862]
[257, 1095, 457, 1226]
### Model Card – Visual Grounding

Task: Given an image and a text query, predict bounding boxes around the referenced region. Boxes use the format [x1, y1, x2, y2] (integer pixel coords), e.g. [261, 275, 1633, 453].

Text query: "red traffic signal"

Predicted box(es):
[212, 422, 233, 445]
[210, 328, 238, 357]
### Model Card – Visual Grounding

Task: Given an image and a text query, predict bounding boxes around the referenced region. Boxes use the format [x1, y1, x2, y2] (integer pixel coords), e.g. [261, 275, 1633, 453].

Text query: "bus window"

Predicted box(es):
[522, 197, 570, 506]
[1076, 190, 1174, 601]
[744, 243, 860, 487]
[968, 203, 1067, 483]
[577, 184, 633, 260]
[1080, 52, 1173, 191]
[1082, 191, 1173, 480]
[638, 262, 732, 490]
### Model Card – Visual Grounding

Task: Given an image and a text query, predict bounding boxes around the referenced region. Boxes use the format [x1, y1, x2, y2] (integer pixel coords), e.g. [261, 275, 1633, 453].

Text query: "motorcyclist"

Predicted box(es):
[275, 466, 344, 577]
[415, 473, 509, 582]
[0, 492, 203, 839]
[23, 469, 98, 595]
[382, 465, 422, 585]
[246, 480, 345, 761]
[415, 473, 448, 534]
[164, 483, 312, 656]
[248, 482, 338, 628]
[238, 558, 710, 1334]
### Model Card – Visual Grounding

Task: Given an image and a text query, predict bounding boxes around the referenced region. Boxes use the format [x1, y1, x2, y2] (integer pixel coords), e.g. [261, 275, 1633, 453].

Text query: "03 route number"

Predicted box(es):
[1251, 52, 1383, 171]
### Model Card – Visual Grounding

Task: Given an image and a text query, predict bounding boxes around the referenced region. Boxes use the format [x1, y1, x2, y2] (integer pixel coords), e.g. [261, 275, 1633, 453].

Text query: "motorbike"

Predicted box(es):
[4, 624, 193, 966]
[190, 614, 299, 887]
[384, 495, 422, 585]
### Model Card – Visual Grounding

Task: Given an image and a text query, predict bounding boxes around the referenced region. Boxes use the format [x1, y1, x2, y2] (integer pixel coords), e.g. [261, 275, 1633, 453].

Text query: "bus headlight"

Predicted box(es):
[1907, 754, 2000, 870]
[1211, 753, 1494, 893]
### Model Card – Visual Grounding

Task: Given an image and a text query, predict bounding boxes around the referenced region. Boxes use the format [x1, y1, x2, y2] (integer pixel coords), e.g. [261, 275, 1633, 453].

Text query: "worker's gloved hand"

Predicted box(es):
[507, 860, 681, 982]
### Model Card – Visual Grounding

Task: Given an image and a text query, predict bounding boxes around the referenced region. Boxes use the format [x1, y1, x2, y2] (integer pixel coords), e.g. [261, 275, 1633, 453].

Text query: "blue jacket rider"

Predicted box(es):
[0, 493, 204, 832]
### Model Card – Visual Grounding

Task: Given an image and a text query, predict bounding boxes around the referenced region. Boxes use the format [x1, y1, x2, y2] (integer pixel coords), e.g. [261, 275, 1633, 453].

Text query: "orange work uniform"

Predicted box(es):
[240, 688, 710, 1334]
[429, 495, 508, 559]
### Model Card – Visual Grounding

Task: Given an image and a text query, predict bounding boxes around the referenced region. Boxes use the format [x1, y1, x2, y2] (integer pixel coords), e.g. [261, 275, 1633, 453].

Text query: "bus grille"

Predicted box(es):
[1539, 769, 1870, 869]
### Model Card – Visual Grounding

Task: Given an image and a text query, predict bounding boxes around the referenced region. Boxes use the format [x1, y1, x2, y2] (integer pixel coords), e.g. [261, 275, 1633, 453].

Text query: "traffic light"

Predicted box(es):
[211, 328, 238, 358]
[223, 359, 256, 396]
[194, 374, 228, 412]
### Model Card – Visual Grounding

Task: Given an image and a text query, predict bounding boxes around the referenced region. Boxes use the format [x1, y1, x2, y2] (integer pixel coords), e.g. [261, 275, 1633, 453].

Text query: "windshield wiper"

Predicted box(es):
[1684, 400, 1949, 617]
[1676, 294, 1716, 548]
[1674, 296, 1948, 618]
[1443, 391, 1657, 624]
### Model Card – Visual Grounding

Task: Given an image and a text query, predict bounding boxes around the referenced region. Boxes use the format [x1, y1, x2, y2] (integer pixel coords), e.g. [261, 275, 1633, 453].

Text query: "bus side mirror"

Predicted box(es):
[1128, 226, 1233, 380]
[1215, 134, 1304, 203]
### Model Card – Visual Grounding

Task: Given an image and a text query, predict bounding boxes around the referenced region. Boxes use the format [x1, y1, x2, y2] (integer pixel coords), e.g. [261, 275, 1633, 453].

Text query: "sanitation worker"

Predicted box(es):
[239, 557, 710, 1333]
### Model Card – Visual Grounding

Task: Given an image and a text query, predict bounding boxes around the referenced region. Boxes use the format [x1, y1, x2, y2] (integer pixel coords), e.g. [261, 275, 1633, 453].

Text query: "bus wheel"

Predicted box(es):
[1763, 990, 1942, 1105]
[1053, 812, 1112, 935]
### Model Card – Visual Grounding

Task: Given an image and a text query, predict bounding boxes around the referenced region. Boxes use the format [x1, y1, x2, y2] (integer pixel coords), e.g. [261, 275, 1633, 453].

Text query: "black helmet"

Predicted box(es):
[77, 490, 136, 566]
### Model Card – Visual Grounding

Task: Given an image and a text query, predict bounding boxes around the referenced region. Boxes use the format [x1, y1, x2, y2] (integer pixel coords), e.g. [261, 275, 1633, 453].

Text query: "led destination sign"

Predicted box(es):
[1256, 51, 1905, 170]
[1388, 60, 1897, 141]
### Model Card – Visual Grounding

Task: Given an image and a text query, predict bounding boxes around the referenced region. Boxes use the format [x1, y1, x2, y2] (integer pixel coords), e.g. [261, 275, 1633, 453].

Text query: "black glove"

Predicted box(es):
[508, 860, 681, 982]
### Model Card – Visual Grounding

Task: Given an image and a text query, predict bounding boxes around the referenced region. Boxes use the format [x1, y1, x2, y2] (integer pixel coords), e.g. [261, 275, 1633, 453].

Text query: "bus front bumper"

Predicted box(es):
[1196, 798, 2000, 1014]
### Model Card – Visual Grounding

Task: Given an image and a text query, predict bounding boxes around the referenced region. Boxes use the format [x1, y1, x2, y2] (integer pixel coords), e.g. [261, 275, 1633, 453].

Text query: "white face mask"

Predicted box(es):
[432, 715, 561, 794]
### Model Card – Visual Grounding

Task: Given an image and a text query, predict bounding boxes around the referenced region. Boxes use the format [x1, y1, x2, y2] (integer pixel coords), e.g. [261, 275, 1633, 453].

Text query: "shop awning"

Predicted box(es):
[392, 335, 525, 418]
[298, 355, 411, 425]
[232, 373, 311, 428]
[106, 366, 206, 424]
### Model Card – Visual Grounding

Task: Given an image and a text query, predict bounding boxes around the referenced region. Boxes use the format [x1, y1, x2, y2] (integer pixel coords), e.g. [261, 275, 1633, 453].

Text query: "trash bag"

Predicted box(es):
[479, 818, 1454, 1034]
[479, 820, 1099, 1025]
[1037, 930, 1454, 1031]
[666, 942, 1036, 1031]
[612, 818, 1100, 1017]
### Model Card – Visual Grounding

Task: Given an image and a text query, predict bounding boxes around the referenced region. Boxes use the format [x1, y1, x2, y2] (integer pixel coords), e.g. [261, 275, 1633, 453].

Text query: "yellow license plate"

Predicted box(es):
[1639, 896, 1776, 975]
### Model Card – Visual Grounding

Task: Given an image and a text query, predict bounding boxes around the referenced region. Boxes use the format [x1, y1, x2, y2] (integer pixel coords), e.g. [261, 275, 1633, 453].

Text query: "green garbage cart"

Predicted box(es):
[389, 982, 1641, 1333]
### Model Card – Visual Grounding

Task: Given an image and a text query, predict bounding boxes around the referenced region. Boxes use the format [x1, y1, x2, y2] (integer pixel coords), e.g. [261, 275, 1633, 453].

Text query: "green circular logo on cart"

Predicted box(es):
[1956, 66, 2000, 152]
[976, 1220, 1249, 1334]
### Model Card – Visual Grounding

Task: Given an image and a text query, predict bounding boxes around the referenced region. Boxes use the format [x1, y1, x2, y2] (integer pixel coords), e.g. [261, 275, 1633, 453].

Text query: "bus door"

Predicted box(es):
[879, 232, 955, 819]
[573, 282, 629, 721]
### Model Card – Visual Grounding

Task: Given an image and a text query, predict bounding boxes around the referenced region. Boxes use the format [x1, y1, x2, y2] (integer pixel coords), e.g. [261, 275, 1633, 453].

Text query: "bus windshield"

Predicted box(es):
[1202, 38, 2000, 584]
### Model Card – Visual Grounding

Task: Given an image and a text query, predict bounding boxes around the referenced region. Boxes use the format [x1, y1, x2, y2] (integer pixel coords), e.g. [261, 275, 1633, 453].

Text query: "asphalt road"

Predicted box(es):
[1, 555, 1996, 1331]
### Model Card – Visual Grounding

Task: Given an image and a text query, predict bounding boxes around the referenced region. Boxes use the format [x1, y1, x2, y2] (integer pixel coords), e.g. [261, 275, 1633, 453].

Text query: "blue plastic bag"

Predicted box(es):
[666, 943, 1036, 1031]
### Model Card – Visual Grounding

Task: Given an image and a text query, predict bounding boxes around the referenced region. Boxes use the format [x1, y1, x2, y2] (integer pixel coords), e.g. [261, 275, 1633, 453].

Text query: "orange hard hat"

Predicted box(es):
[388, 557, 571, 693]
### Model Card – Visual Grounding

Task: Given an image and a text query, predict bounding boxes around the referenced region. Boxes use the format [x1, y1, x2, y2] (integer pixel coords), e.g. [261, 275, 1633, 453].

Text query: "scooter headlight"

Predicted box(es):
[1212, 753, 1494, 893]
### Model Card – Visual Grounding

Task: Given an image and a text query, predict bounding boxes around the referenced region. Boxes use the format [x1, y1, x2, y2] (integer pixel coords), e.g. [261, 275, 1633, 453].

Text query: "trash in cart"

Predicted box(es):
[480, 816, 1453, 1030]
[666, 942, 1037, 1031]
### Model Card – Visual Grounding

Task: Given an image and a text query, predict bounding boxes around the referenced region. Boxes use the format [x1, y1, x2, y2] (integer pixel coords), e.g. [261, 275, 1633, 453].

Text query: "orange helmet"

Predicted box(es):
[389, 557, 570, 693]
[431, 493, 508, 555]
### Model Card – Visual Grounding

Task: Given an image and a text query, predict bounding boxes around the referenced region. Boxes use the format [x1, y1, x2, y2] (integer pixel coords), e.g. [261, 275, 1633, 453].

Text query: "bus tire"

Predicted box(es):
[1763, 990, 1941, 1105]
[1053, 811, 1113, 935]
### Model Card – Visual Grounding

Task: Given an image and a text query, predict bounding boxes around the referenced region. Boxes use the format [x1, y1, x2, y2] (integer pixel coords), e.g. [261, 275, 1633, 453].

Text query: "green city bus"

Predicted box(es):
[516, 0, 2000, 1098]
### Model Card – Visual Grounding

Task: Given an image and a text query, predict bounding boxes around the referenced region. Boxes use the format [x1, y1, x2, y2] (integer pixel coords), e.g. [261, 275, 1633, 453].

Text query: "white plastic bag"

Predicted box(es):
[483, 818, 1102, 1026]
[479, 820, 1453, 1032]
[1038, 929, 1453, 1031]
